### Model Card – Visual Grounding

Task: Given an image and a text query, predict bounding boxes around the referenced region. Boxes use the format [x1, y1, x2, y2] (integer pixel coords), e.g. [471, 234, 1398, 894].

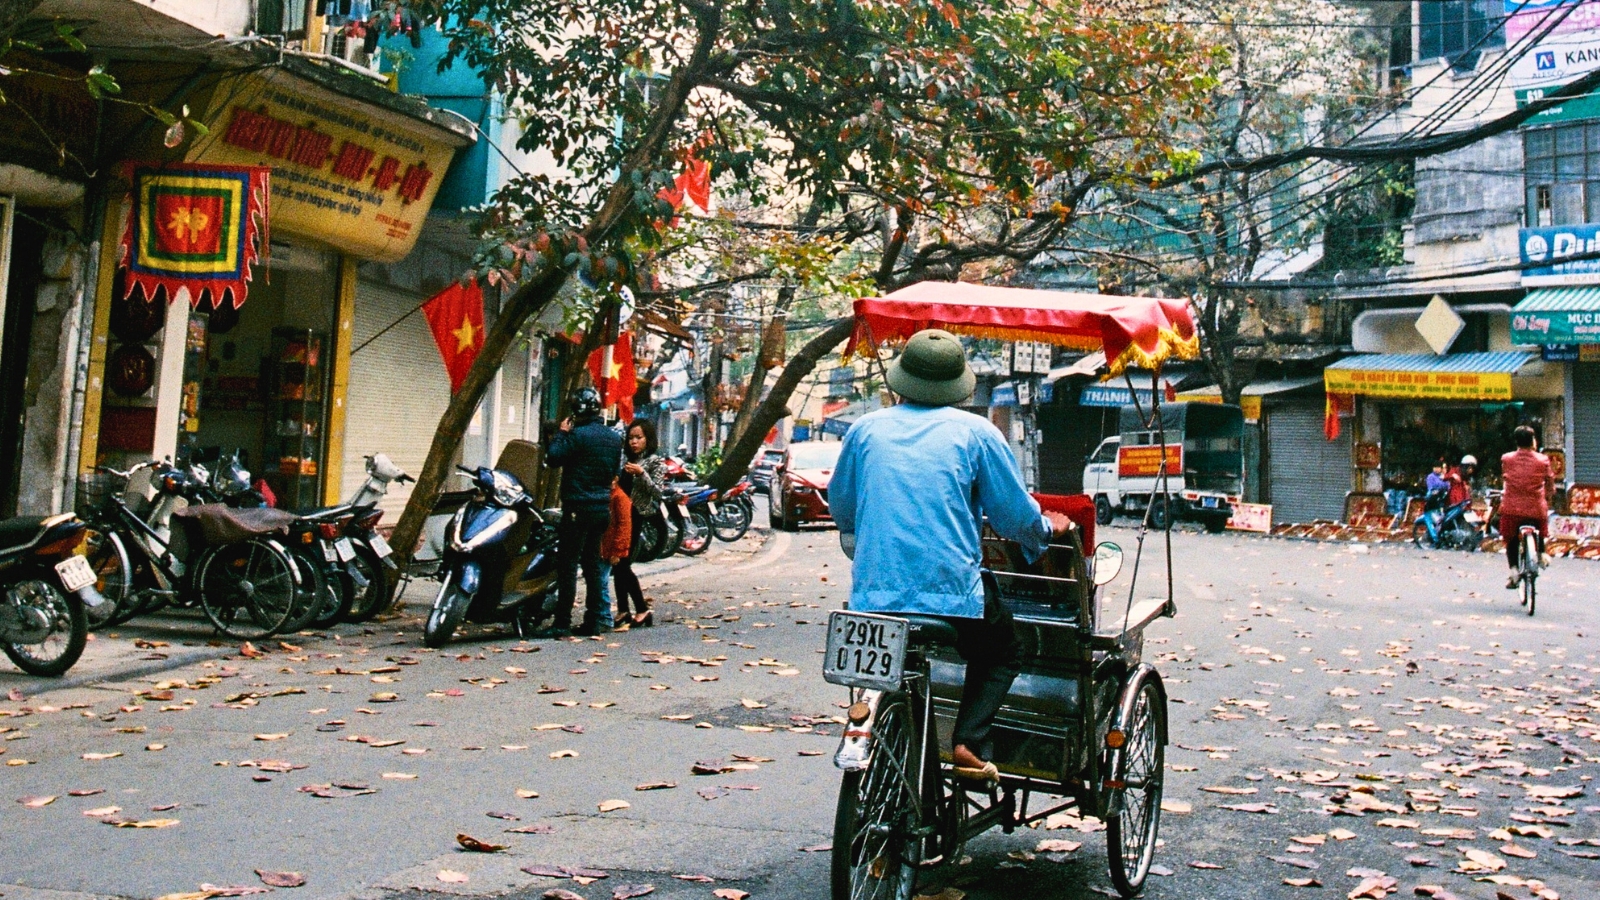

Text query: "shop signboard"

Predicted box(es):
[1513, 305, 1600, 343]
[1510, 30, 1600, 87]
[1226, 502, 1273, 534]
[188, 71, 463, 263]
[1175, 391, 1262, 422]
[1520, 224, 1600, 286]
[1506, 0, 1600, 45]
[1543, 344, 1582, 360]
[991, 382, 1018, 407]
[1117, 443, 1182, 478]
[1080, 383, 1153, 408]
[1322, 367, 1514, 400]
[1515, 84, 1600, 124]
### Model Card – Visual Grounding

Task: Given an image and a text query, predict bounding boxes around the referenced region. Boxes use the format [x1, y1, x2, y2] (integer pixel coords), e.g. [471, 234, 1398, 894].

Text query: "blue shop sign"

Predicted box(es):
[1543, 344, 1581, 361]
[1521, 224, 1600, 285]
[1080, 383, 1154, 408]
[991, 383, 1018, 407]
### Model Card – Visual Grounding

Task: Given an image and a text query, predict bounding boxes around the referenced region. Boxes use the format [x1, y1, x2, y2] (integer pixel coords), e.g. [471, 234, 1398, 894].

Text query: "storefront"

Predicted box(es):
[1324, 350, 1563, 502]
[79, 61, 473, 508]
[1511, 284, 1600, 484]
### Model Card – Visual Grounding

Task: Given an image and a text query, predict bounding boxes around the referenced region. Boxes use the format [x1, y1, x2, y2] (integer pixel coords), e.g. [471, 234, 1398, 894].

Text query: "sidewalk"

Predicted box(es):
[0, 526, 775, 698]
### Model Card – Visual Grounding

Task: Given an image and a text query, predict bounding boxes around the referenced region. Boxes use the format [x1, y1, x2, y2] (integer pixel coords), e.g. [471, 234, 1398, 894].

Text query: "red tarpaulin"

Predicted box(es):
[846, 282, 1199, 375]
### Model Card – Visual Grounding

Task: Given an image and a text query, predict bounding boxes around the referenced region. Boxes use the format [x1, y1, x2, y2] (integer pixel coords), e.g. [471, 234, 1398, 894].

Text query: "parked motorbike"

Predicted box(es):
[1412, 489, 1487, 551]
[705, 478, 754, 542]
[660, 485, 712, 556]
[0, 513, 107, 676]
[424, 465, 560, 648]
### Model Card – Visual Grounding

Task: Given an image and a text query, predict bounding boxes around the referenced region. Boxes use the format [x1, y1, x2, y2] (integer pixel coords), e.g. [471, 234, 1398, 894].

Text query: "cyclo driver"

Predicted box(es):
[831, 329, 1072, 782]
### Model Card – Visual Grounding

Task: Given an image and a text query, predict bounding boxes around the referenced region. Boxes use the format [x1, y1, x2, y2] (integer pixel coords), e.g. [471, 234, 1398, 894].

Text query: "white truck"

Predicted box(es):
[1081, 402, 1245, 533]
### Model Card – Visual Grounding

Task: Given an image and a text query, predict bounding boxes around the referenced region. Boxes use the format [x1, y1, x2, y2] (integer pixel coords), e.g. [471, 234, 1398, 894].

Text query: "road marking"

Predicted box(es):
[730, 529, 791, 571]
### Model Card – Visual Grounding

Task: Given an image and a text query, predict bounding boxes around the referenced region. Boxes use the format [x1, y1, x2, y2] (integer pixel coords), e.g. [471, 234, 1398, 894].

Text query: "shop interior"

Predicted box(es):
[1377, 401, 1543, 496]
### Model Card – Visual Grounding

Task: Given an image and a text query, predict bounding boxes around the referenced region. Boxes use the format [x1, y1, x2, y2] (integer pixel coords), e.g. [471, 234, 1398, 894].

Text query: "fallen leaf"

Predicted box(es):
[112, 818, 179, 828]
[506, 823, 555, 834]
[1284, 877, 1322, 888]
[1037, 839, 1082, 853]
[456, 833, 506, 853]
[1160, 800, 1192, 814]
[83, 805, 121, 816]
[1189, 860, 1223, 869]
[611, 885, 654, 899]
[598, 799, 631, 812]
[486, 811, 520, 821]
[740, 698, 767, 709]
[437, 869, 468, 884]
[81, 752, 123, 760]
[549, 749, 578, 759]
[381, 772, 416, 780]
[255, 870, 306, 888]
[516, 789, 540, 799]
[1499, 843, 1536, 859]
[18, 795, 57, 808]
[542, 891, 584, 900]
[712, 890, 749, 900]
[635, 782, 677, 791]
[1200, 785, 1256, 795]
[1328, 828, 1358, 841]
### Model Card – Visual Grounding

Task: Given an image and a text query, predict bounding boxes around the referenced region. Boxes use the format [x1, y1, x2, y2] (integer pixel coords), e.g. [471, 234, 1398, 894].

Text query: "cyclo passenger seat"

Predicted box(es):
[901, 614, 960, 648]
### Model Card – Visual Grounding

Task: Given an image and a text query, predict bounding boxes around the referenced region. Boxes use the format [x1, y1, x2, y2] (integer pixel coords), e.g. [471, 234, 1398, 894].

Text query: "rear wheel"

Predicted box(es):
[2, 578, 87, 677]
[1412, 521, 1438, 550]
[1095, 495, 1114, 526]
[1147, 496, 1171, 531]
[678, 510, 712, 556]
[637, 514, 667, 563]
[196, 540, 298, 640]
[342, 545, 390, 624]
[711, 501, 752, 542]
[84, 529, 134, 629]
[1522, 531, 1539, 616]
[832, 693, 920, 900]
[281, 548, 335, 633]
[1107, 679, 1166, 897]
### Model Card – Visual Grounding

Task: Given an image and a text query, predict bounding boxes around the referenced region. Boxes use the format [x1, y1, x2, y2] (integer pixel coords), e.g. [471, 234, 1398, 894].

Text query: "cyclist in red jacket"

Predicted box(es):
[1500, 426, 1554, 589]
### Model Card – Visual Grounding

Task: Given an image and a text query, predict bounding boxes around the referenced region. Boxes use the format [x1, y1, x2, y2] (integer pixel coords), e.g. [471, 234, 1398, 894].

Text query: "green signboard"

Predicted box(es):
[1517, 86, 1600, 125]
[1511, 308, 1600, 344]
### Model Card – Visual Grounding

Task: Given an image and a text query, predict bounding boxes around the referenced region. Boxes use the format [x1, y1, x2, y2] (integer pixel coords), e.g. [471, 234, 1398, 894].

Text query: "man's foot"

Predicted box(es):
[532, 626, 572, 639]
[951, 743, 999, 783]
[573, 624, 610, 637]
[1506, 573, 1521, 590]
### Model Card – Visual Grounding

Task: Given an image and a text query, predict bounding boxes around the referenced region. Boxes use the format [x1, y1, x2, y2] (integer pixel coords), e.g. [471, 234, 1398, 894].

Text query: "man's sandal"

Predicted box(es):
[952, 761, 999, 783]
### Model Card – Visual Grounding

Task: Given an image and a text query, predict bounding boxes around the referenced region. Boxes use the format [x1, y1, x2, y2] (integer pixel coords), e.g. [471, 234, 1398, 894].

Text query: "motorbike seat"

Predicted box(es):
[173, 504, 296, 545]
[0, 516, 50, 552]
[901, 614, 960, 648]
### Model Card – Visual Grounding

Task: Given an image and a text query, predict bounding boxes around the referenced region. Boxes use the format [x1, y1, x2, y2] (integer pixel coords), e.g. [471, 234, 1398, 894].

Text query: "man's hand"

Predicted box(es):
[1044, 510, 1073, 539]
[559, 417, 574, 433]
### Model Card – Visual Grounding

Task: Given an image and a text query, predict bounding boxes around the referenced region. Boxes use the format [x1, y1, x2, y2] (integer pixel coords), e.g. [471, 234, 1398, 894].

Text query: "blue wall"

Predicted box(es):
[379, 26, 499, 211]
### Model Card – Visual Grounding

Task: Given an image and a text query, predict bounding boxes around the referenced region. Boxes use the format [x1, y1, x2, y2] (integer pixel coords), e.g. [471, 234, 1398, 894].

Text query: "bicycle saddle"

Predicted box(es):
[902, 615, 960, 647]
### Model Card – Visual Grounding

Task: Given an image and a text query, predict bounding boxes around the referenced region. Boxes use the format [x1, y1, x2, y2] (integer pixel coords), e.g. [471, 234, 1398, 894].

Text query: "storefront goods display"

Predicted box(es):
[120, 164, 270, 311]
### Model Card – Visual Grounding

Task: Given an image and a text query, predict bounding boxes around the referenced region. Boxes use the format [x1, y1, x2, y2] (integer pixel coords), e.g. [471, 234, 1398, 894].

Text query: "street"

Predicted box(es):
[3, 518, 1599, 900]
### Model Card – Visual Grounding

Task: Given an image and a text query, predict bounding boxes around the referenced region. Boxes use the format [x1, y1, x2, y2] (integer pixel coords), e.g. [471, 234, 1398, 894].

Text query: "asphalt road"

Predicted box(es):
[3, 517, 1599, 900]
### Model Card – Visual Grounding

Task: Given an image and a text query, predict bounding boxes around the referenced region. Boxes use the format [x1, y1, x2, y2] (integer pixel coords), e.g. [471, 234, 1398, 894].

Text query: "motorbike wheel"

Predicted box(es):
[85, 529, 135, 630]
[710, 501, 752, 542]
[423, 579, 469, 649]
[281, 548, 336, 633]
[1412, 521, 1438, 550]
[659, 513, 682, 560]
[2, 578, 87, 677]
[637, 514, 668, 563]
[678, 510, 713, 556]
[311, 560, 355, 629]
[342, 546, 391, 624]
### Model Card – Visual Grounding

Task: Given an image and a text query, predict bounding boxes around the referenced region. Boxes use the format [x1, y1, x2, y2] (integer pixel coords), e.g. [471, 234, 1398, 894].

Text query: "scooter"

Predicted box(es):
[1412, 489, 1486, 551]
[0, 512, 107, 676]
[423, 465, 560, 648]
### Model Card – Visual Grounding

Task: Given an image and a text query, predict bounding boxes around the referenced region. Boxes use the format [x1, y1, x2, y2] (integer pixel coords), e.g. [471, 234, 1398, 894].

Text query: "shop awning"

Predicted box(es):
[1324, 351, 1535, 401]
[1511, 287, 1600, 344]
[1177, 376, 1324, 421]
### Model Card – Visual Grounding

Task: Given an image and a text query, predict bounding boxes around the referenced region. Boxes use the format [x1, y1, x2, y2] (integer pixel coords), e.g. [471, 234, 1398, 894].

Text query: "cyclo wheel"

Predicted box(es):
[1107, 678, 1166, 897]
[196, 539, 298, 640]
[1522, 531, 1539, 616]
[832, 692, 921, 900]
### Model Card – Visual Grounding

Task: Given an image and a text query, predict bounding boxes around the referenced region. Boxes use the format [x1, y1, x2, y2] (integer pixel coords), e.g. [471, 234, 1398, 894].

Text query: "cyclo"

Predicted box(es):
[823, 283, 1196, 900]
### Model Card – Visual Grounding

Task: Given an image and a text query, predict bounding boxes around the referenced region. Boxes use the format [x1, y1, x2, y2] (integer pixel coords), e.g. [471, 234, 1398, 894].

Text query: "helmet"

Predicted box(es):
[572, 387, 603, 418]
[1461, 454, 1477, 467]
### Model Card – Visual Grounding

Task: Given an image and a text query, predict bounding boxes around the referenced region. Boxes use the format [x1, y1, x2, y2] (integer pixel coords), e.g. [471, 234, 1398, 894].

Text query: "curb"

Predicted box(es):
[635, 527, 774, 580]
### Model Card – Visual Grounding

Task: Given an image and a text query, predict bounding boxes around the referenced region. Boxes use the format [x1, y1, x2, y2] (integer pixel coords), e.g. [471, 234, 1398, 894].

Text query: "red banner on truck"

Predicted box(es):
[1117, 444, 1182, 478]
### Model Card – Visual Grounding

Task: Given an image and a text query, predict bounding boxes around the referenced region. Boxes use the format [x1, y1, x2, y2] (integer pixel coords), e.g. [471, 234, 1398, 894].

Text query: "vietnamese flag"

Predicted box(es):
[422, 278, 485, 393]
[587, 330, 637, 422]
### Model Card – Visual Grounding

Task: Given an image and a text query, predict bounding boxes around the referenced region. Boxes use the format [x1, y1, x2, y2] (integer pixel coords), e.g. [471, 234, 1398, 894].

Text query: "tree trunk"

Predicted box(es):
[704, 317, 853, 491]
[385, 3, 723, 584]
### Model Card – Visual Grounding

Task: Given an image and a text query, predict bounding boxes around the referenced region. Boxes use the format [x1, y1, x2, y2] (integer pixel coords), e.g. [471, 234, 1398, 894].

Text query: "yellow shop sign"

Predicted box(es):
[187, 70, 464, 262]
[1323, 367, 1513, 401]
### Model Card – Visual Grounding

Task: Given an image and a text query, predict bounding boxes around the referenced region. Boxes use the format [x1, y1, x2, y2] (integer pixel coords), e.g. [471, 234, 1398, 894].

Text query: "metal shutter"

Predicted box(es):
[1574, 364, 1600, 484]
[342, 281, 452, 521]
[1265, 401, 1351, 524]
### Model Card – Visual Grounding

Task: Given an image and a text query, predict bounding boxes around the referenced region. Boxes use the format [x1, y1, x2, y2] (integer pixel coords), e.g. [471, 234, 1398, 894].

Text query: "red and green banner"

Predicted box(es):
[121, 164, 270, 309]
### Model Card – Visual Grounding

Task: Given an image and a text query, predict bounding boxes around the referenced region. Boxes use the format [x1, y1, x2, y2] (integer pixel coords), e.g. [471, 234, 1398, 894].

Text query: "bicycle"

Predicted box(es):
[1517, 524, 1541, 616]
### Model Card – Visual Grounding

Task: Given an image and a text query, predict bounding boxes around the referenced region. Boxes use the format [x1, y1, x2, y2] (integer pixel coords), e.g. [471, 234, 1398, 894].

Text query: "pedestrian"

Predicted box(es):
[1423, 460, 1449, 512]
[830, 329, 1072, 783]
[614, 418, 665, 627]
[1499, 425, 1554, 590]
[1447, 454, 1476, 507]
[599, 475, 631, 629]
[539, 387, 622, 637]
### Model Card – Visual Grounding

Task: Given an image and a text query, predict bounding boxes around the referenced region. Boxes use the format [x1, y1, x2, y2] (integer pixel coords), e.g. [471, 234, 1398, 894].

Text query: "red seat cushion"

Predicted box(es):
[1033, 492, 1095, 550]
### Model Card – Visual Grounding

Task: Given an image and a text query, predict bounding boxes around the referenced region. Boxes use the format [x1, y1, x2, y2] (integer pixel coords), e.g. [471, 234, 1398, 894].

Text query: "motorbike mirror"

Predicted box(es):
[1092, 542, 1125, 586]
[839, 531, 856, 560]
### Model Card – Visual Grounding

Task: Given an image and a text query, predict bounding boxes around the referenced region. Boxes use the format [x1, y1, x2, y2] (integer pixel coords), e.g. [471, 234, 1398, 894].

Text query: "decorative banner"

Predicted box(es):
[422, 279, 485, 393]
[121, 164, 270, 310]
[1323, 368, 1513, 401]
[1117, 444, 1182, 478]
[1226, 502, 1273, 533]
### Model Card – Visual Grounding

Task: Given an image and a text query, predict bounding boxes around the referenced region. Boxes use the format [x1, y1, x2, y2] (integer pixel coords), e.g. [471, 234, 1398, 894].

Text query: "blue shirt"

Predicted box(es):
[1425, 472, 1448, 494]
[830, 403, 1051, 620]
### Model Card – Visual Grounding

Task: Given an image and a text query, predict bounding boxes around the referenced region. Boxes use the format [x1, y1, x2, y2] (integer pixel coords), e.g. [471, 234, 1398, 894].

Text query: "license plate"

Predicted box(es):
[55, 555, 96, 592]
[823, 611, 908, 691]
[370, 533, 392, 558]
[321, 543, 337, 562]
[1202, 496, 1218, 508]
[335, 537, 356, 561]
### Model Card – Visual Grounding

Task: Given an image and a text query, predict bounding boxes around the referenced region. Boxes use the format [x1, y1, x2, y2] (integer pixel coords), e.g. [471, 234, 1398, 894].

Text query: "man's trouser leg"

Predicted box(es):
[554, 512, 586, 629]
[576, 511, 609, 630]
[949, 579, 1019, 761]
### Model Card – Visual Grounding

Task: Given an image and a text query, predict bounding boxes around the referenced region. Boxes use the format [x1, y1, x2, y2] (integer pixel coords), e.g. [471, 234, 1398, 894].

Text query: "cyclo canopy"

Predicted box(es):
[845, 281, 1199, 375]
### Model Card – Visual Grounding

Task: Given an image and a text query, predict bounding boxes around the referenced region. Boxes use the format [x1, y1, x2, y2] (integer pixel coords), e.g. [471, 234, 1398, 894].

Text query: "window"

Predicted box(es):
[1524, 122, 1600, 227]
[1093, 441, 1119, 465]
[1418, 0, 1506, 69]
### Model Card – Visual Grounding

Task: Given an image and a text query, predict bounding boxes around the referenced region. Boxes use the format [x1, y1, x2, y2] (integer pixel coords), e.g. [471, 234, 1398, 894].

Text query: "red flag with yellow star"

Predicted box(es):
[422, 278, 485, 393]
[587, 329, 636, 422]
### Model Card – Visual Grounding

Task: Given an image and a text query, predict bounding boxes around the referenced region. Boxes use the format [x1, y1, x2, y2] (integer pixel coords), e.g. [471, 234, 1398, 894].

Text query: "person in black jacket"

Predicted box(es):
[540, 387, 623, 637]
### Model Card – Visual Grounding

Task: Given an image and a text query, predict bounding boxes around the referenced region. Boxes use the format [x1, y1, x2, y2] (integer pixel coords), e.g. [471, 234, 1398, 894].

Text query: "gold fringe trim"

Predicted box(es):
[1105, 328, 1200, 376]
[846, 321, 1200, 374]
